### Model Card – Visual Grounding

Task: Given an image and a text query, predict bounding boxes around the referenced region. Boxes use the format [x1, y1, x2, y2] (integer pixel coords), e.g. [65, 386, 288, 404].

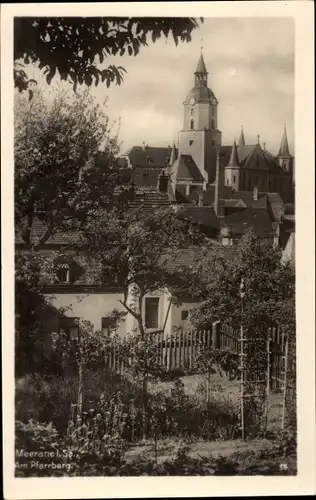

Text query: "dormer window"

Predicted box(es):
[190, 119, 194, 130]
[34, 200, 46, 213]
[146, 156, 152, 163]
[56, 263, 70, 283]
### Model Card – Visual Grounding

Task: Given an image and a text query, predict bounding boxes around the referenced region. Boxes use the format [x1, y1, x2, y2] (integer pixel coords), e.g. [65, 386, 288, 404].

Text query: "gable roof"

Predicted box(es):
[224, 207, 274, 238]
[163, 245, 238, 274]
[176, 206, 220, 230]
[170, 154, 204, 182]
[128, 187, 171, 211]
[15, 217, 81, 246]
[121, 146, 176, 168]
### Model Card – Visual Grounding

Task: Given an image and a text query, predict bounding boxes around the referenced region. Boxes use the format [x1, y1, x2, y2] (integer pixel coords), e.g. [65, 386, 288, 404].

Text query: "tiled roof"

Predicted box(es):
[170, 154, 204, 182]
[224, 199, 247, 208]
[176, 206, 220, 230]
[130, 167, 161, 187]
[128, 187, 171, 211]
[120, 146, 176, 168]
[219, 144, 281, 172]
[163, 245, 238, 274]
[223, 207, 274, 238]
[15, 218, 81, 246]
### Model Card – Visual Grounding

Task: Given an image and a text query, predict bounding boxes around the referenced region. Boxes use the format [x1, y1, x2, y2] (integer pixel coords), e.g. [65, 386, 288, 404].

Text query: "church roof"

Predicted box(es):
[221, 143, 282, 172]
[169, 143, 177, 166]
[195, 52, 208, 74]
[185, 85, 215, 103]
[227, 141, 239, 167]
[238, 127, 245, 146]
[278, 126, 291, 157]
[170, 154, 204, 182]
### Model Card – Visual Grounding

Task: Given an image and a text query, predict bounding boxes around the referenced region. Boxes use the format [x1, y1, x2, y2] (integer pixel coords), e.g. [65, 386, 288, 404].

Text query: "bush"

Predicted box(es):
[15, 418, 297, 477]
[15, 419, 126, 477]
[15, 369, 144, 434]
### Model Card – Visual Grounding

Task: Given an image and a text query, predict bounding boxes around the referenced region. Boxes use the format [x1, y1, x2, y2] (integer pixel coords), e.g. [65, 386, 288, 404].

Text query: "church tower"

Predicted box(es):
[178, 51, 222, 184]
[277, 125, 293, 175]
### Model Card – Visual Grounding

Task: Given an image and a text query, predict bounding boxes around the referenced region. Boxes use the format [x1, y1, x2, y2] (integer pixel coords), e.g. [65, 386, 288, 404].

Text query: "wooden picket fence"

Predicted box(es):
[104, 322, 287, 390]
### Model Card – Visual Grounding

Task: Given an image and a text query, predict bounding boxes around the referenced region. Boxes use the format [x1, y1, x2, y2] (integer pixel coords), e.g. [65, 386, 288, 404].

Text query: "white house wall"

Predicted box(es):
[45, 292, 127, 335]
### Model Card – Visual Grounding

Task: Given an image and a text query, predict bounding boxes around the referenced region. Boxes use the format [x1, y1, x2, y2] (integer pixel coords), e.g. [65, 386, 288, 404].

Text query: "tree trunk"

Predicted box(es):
[77, 359, 83, 417]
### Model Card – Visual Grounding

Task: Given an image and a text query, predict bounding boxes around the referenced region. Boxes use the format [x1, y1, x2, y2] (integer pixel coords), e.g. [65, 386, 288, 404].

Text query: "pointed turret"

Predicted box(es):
[238, 126, 245, 146]
[227, 141, 239, 167]
[195, 52, 208, 75]
[194, 51, 208, 87]
[168, 143, 176, 166]
[279, 125, 290, 157]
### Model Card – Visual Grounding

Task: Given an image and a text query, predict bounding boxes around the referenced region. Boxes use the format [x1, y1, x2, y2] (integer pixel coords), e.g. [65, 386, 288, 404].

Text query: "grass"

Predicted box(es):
[15, 370, 295, 476]
[150, 373, 283, 433]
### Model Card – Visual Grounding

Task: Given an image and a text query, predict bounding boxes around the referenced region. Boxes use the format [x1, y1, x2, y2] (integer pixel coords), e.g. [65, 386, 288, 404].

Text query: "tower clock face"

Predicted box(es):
[189, 97, 195, 105]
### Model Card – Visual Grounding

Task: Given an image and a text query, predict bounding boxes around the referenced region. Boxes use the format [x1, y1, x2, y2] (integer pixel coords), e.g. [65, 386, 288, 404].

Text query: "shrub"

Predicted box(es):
[15, 370, 144, 434]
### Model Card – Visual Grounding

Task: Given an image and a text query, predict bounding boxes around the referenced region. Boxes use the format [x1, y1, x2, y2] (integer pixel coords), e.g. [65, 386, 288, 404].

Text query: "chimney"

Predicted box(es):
[253, 186, 259, 201]
[214, 150, 222, 216]
[157, 169, 169, 193]
[198, 191, 204, 207]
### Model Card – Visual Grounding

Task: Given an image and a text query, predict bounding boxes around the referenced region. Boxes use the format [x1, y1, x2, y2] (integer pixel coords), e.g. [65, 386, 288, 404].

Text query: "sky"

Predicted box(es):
[24, 17, 294, 157]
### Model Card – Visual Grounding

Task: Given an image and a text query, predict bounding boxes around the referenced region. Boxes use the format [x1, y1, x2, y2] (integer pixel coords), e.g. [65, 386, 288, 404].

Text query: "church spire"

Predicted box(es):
[227, 141, 239, 167]
[195, 52, 208, 74]
[168, 143, 176, 166]
[279, 124, 290, 157]
[194, 51, 208, 86]
[238, 126, 245, 146]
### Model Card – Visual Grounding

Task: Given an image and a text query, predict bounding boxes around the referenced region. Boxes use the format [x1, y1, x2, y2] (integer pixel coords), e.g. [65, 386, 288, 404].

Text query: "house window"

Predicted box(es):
[226, 178, 229, 186]
[181, 310, 189, 320]
[145, 297, 159, 329]
[190, 108, 194, 116]
[101, 316, 117, 336]
[211, 119, 215, 129]
[212, 108, 215, 116]
[190, 119, 194, 130]
[56, 263, 70, 283]
[233, 175, 236, 183]
[59, 317, 79, 340]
